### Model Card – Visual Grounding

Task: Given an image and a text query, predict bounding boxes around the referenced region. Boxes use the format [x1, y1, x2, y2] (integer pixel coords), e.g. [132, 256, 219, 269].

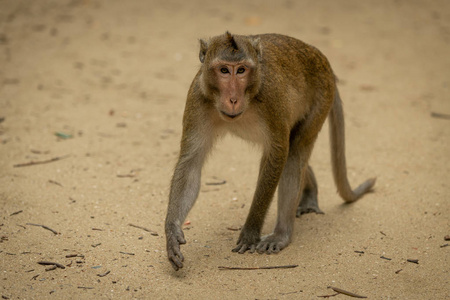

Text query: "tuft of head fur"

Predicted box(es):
[226, 31, 239, 52]
[199, 32, 262, 64]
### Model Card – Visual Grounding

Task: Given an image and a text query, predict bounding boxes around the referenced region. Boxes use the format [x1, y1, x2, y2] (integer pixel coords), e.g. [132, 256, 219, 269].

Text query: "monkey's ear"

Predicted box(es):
[250, 37, 262, 61]
[199, 39, 208, 63]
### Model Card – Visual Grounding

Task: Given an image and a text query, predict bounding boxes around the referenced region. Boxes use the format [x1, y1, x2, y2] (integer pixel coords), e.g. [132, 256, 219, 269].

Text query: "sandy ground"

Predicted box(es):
[1, 0, 449, 299]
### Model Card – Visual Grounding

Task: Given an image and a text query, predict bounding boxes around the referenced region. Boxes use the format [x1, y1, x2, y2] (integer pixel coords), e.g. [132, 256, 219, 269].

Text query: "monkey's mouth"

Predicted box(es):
[220, 111, 243, 120]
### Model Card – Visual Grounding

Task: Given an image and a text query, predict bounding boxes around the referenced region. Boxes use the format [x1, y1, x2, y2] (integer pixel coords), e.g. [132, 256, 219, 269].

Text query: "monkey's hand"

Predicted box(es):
[165, 223, 186, 271]
[232, 228, 261, 254]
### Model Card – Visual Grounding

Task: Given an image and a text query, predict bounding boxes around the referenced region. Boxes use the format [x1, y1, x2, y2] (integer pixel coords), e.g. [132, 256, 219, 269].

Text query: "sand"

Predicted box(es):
[1, 0, 449, 299]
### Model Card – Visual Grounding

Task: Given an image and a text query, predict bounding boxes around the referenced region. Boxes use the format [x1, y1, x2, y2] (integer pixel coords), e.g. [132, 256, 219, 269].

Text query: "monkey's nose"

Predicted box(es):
[230, 98, 237, 104]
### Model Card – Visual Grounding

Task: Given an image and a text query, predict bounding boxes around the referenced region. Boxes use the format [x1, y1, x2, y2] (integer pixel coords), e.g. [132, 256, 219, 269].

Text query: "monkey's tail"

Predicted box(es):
[329, 88, 376, 203]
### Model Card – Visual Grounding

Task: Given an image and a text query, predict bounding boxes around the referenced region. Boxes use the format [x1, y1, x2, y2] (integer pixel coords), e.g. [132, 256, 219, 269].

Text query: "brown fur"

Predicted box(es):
[165, 32, 376, 271]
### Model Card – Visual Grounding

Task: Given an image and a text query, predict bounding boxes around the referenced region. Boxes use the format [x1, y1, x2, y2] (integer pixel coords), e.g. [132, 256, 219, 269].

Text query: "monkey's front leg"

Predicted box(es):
[232, 146, 288, 254]
[165, 154, 204, 271]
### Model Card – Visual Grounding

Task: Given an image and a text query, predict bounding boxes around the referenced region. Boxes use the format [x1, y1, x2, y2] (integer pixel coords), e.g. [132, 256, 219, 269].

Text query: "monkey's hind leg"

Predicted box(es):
[296, 165, 324, 217]
[256, 143, 311, 254]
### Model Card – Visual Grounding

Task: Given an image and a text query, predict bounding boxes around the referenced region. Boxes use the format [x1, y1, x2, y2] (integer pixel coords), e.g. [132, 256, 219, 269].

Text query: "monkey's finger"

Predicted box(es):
[237, 245, 248, 254]
[238, 244, 254, 254]
[169, 257, 183, 271]
[231, 245, 241, 253]
[174, 247, 184, 262]
[256, 244, 267, 254]
[271, 244, 281, 254]
[232, 244, 248, 254]
[177, 236, 186, 244]
[168, 250, 184, 271]
[268, 243, 281, 254]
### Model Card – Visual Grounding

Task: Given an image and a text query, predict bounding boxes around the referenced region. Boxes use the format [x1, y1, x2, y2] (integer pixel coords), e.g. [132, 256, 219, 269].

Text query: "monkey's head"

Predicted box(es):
[199, 32, 262, 121]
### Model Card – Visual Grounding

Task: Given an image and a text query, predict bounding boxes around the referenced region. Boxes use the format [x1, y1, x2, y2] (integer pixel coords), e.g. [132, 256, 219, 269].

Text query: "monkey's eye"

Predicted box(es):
[220, 68, 230, 74]
[236, 67, 246, 74]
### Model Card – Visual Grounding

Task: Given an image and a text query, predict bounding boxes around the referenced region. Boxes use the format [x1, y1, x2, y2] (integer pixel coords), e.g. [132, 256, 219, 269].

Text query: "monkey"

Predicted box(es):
[164, 32, 376, 271]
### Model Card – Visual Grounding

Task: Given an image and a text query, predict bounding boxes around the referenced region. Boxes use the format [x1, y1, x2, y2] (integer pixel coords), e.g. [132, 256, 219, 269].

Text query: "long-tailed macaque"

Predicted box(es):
[165, 32, 376, 271]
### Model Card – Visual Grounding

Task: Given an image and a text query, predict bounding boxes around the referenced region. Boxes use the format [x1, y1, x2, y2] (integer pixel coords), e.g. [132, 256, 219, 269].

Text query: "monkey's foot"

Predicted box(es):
[296, 197, 324, 217]
[256, 233, 290, 254]
[232, 230, 260, 254]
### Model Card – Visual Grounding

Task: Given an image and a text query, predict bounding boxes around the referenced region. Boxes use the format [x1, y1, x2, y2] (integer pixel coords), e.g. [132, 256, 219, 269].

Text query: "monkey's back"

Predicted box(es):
[255, 33, 334, 84]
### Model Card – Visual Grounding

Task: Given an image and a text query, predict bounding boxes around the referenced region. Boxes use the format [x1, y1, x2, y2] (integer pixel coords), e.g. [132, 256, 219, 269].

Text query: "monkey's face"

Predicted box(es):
[198, 32, 262, 122]
[210, 60, 255, 121]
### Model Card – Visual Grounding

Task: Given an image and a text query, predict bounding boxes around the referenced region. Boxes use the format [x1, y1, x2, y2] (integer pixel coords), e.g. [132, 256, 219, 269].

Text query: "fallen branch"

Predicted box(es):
[14, 154, 70, 168]
[117, 174, 135, 178]
[218, 264, 298, 270]
[280, 290, 303, 295]
[318, 293, 339, 298]
[48, 180, 63, 187]
[26, 223, 58, 235]
[407, 259, 419, 264]
[205, 180, 227, 186]
[38, 261, 65, 269]
[65, 254, 84, 258]
[10, 210, 23, 216]
[226, 226, 241, 231]
[128, 223, 159, 236]
[327, 286, 367, 298]
[431, 112, 450, 120]
[97, 270, 111, 277]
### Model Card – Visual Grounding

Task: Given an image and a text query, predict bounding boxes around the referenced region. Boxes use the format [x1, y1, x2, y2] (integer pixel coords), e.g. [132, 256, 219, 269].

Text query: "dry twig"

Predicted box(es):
[9, 210, 23, 216]
[48, 180, 63, 187]
[65, 254, 84, 258]
[318, 293, 339, 298]
[327, 286, 367, 298]
[13, 154, 70, 168]
[218, 264, 298, 270]
[407, 259, 419, 264]
[26, 223, 58, 235]
[97, 270, 111, 277]
[128, 223, 158, 236]
[117, 174, 135, 178]
[431, 112, 450, 120]
[205, 180, 227, 186]
[45, 265, 57, 271]
[37, 261, 65, 269]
